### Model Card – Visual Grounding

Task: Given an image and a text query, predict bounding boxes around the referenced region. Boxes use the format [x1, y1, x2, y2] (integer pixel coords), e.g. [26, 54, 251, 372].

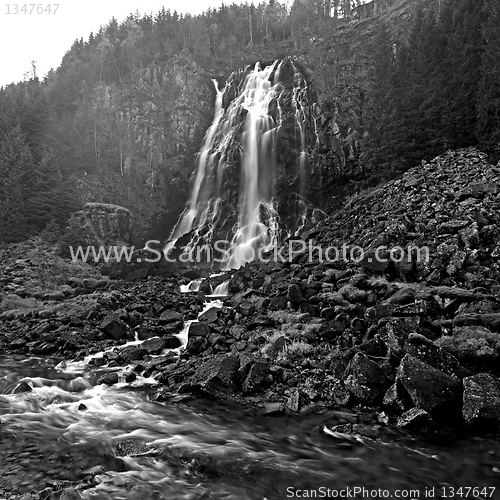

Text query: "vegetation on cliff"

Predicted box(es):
[0, 0, 499, 245]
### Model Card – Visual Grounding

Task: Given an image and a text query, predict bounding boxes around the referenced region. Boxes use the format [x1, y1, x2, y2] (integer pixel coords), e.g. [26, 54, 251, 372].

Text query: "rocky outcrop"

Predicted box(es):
[68, 203, 132, 247]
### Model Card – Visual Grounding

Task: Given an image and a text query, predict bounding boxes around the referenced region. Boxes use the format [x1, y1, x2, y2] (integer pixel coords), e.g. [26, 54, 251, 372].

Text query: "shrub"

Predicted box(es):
[278, 341, 314, 360]
[0, 294, 42, 312]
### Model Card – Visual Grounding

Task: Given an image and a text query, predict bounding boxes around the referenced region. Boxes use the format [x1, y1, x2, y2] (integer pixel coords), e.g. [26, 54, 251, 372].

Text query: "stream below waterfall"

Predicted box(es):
[1, 355, 500, 499]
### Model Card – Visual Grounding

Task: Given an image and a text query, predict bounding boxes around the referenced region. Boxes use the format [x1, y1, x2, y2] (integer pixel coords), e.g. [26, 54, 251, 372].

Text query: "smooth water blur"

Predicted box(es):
[1, 355, 499, 499]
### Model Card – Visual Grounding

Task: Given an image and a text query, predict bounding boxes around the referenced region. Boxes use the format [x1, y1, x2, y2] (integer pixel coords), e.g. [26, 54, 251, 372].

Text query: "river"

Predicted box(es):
[1, 355, 499, 499]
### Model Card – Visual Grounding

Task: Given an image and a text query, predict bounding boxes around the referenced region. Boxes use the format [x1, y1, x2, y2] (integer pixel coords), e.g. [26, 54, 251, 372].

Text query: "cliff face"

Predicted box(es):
[73, 51, 214, 243]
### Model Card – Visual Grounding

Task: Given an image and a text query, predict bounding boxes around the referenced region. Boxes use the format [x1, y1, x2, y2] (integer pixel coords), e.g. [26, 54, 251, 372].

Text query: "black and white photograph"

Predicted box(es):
[0, 0, 499, 498]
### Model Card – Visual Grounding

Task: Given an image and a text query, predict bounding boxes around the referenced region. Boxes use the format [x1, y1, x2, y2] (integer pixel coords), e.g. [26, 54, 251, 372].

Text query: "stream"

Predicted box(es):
[1, 353, 500, 499]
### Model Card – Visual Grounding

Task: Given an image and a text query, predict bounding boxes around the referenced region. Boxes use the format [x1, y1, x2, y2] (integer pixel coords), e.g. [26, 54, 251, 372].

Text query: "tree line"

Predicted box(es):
[0, 0, 498, 244]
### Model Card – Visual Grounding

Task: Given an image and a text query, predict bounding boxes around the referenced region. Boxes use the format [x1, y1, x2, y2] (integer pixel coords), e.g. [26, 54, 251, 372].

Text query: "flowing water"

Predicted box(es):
[1, 353, 500, 499]
[164, 60, 314, 269]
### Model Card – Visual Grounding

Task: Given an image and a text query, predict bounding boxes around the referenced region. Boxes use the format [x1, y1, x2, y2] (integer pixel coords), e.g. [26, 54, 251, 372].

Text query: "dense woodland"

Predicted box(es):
[0, 0, 499, 244]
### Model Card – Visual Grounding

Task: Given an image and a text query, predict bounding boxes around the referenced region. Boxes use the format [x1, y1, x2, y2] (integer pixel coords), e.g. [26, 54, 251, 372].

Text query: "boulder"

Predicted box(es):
[462, 373, 500, 429]
[242, 359, 270, 393]
[405, 333, 470, 379]
[13, 381, 32, 394]
[198, 307, 220, 323]
[159, 309, 183, 324]
[343, 352, 391, 404]
[397, 408, 436, 432]
[188, 322, 211, 337]
[119, 346, 148, 363]
[141, 337, 166, 354]
[396, 354, 461, 412]
[100, 313, 128, 340]
[191, 355, 240, 396]
[98, 372, 119, 385]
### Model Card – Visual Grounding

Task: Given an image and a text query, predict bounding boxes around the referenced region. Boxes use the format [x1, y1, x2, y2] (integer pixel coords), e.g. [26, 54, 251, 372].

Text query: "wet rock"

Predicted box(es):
[188, 322, 211, 337]
[242, 359, 270, 393]
[191, 355, 240, 395]
[119, 346, 148, 363]
[98, 372, 119, 385]
[141, 337, 166, 354]
[396, 355, 461, 412]
[159, 309, 183, 324]
[100, 313, 128, 340]
[164, 336, 182, 349]
[262, 402, 285, 415]
[198, 307, 220, 323]
[58, 489, 83, 500]
[115, 439, 150, 456]
[342, 352, 390, 404]
[186, 322, 211, 354]
[397, 408, 436, 432]
[13, 381, 32, 393]
[462, 373, 500, 429]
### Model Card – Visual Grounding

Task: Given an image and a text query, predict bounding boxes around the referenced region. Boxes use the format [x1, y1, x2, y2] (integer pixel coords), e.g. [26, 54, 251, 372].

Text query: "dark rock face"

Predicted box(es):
[396, 408, 436, 432]
[462, 374, 500, 429]
[343, 352, 390, 404]
[396, 355, 461, 412]
[191, 355, 240, 396]
[242, 359, 270, 393]
[13, 381, 32, 394]
[98, 372, 119, 385]
[100, 312, 128, 340]
[68, 203, 132, 247]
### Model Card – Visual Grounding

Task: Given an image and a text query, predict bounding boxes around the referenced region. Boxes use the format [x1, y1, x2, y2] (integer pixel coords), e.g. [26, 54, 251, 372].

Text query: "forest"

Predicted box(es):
[0, 0, 499, 244]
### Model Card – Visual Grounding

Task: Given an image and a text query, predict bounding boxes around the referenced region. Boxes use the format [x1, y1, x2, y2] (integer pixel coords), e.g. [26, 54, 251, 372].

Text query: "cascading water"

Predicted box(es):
[164, 59, 318, 269]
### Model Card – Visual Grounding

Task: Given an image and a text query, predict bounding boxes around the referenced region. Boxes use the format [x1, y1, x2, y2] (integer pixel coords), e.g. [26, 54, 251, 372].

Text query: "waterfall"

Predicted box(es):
[164, 60, 313, 269]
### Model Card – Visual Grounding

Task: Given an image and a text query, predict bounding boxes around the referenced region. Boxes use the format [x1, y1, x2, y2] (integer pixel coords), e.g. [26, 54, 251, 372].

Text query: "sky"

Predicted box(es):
[0, 0, 261, 88]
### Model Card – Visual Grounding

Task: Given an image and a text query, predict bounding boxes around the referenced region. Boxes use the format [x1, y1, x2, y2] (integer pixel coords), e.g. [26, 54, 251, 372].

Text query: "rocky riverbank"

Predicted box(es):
[2, 147, 500, 439]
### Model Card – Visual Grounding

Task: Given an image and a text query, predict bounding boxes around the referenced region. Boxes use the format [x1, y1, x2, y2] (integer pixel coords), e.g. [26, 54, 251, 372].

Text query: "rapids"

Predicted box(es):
[1, 354, 499, 499]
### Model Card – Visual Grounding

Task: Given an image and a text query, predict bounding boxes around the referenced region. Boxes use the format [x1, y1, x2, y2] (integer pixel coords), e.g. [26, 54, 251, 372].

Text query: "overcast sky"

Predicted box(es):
[0, 0, 267, 88]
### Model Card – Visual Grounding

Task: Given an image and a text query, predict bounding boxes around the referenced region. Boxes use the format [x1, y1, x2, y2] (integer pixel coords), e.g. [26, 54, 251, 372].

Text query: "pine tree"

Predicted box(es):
[0, 126, 34, 242]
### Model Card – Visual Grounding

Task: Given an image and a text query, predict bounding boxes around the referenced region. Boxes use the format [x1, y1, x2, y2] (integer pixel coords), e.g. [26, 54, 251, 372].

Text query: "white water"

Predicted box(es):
[2, 355, 499, 499]
[55, 300, 224, 378]
[210, 280, 230, 296]
[163, 60, 311, 269]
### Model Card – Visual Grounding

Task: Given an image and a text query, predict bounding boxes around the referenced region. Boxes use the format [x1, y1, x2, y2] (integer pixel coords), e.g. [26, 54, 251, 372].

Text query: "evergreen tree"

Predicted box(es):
[0, 126, 34, 241]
